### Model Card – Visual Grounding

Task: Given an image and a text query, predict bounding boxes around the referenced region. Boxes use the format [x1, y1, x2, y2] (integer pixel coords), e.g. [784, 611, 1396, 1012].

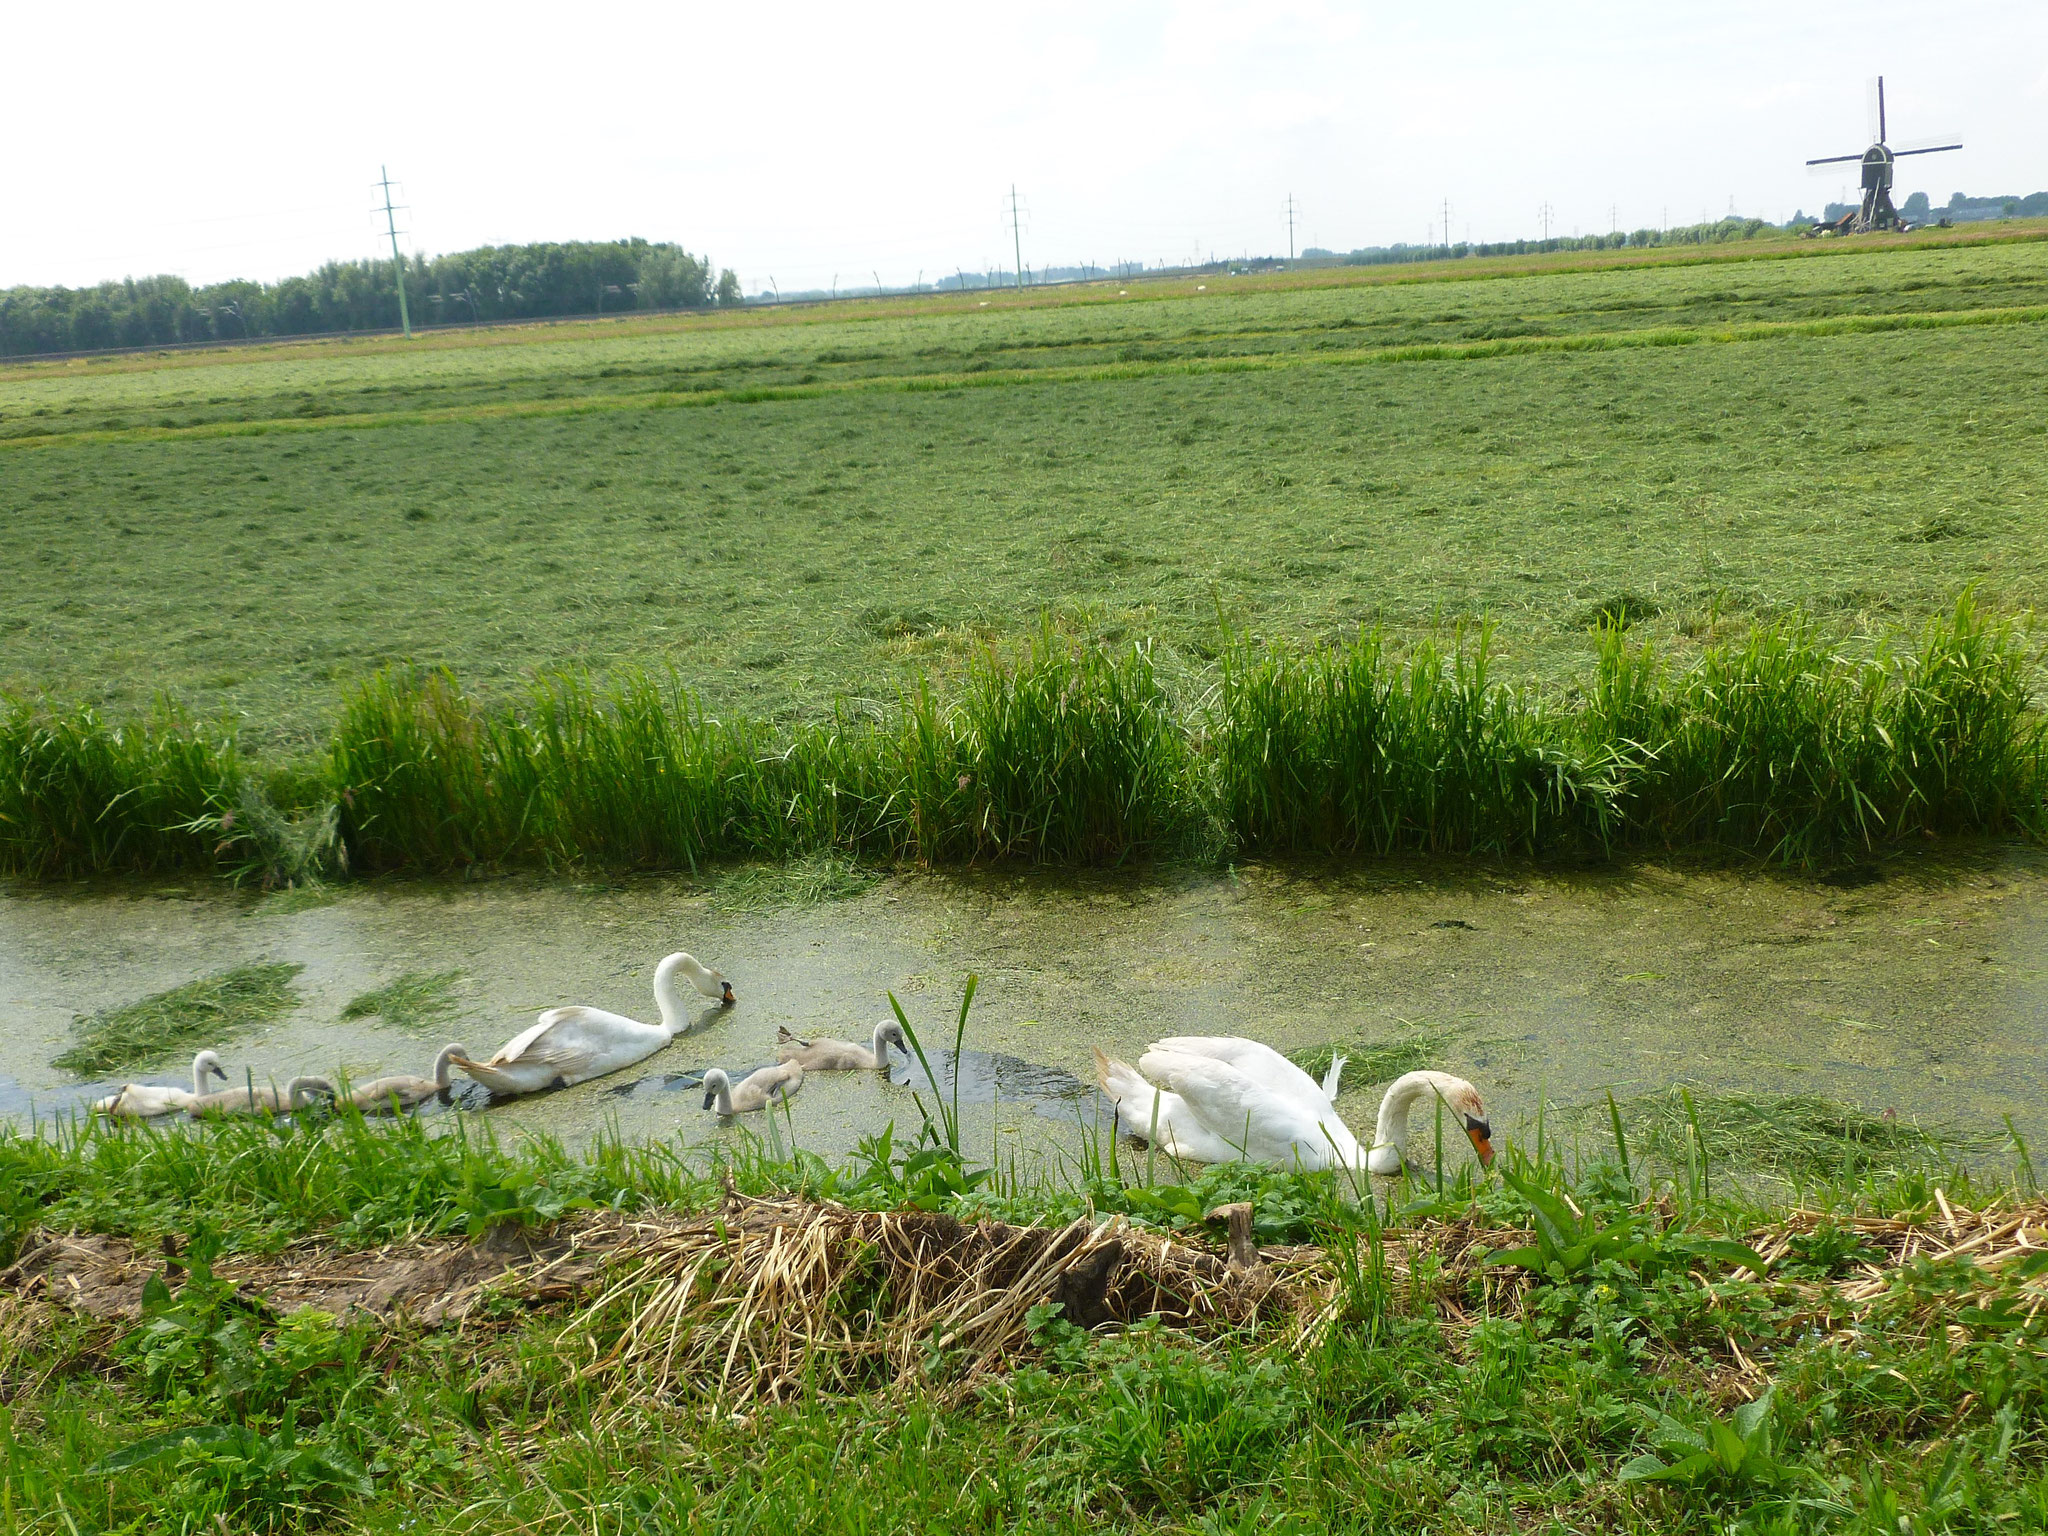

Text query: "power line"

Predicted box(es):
[376, 166, 411, 340]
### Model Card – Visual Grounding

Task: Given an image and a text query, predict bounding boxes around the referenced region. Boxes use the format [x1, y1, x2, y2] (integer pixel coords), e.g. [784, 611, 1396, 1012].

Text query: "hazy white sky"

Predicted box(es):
[6, 0, 2044, 293]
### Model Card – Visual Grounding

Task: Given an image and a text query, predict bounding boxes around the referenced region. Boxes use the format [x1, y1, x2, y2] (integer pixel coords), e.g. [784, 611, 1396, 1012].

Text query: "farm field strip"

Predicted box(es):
[8, 236, 2048, 442]
[8, 299, 2048, 452]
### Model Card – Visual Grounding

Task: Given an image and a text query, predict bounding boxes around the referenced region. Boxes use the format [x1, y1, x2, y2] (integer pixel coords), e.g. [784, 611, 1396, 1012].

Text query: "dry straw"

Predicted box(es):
[566, 1191, 1292, 1406]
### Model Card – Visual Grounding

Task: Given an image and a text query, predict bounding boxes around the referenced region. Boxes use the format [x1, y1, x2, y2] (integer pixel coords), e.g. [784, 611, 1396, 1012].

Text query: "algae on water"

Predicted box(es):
[54, 962, 304, 1076]
[340, 969, 467, 1030]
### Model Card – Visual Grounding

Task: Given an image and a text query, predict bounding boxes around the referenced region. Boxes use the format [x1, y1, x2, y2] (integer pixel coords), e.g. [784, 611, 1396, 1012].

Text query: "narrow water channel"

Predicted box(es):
[4, 848, 2043, 1169]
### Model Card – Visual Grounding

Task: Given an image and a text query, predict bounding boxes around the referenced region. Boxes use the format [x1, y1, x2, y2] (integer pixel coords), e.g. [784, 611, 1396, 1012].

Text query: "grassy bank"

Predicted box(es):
[2, 600, 2041, 881]
[1, 1091, 2043, 1534]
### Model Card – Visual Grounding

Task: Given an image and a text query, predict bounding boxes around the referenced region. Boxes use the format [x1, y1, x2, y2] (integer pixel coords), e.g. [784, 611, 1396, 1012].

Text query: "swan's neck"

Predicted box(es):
[710, 1075, 734, 1115]
[870, 1021, 893, 1061]
[652, 955, 691, 1035]
[432, 1047, 458, 1090]
[1373, 1072, 1455, 1162]
[190, 1056, 213, 1095]
[288, 1076, 329, 1110]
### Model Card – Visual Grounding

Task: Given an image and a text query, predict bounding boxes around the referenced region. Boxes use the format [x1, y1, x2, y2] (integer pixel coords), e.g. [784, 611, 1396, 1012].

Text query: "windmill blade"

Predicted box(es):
[1869, 75, 1885, 145]
[1807, 153, 1865, 167]
[1892, 127, 1964, 156]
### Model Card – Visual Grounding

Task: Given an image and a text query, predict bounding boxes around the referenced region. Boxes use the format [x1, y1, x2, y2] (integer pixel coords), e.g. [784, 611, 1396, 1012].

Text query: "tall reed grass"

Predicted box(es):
[0, 699, 241, 877]
[4, 601, 2040, 880]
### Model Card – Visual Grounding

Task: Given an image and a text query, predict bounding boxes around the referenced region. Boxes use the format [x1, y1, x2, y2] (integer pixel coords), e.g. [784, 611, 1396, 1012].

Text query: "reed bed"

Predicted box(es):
[0, 698, 242, 877]
[4, 600, 2041, 879]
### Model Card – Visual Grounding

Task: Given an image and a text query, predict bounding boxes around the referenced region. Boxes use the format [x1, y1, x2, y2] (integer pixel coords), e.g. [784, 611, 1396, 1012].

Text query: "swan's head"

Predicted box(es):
[700, 1068, 730, 1110]
[875, 1020, 910, 1064]
[1439, 1079, 1493, 1167]
[1377, 1071, 1493, 1173]
[194, 1050, 228, 1085]
[288, 1075, 336, 1111]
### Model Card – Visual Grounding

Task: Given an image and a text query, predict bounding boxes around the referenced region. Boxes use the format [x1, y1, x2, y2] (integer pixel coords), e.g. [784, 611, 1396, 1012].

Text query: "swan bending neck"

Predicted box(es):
[652, 953, 692, 1033]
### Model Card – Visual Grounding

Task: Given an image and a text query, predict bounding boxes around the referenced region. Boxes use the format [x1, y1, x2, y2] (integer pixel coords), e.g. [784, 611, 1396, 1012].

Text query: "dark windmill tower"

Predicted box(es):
[1806, 77, 1961, 232]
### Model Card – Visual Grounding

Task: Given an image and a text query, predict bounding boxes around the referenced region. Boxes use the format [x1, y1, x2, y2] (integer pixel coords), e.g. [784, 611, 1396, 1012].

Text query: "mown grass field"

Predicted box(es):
[3, 231, 2047, 756]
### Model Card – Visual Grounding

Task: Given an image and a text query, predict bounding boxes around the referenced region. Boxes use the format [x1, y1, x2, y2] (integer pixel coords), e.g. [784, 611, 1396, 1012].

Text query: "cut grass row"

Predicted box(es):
[11, 298, 2048, 452]
[2, 599, 2040, 882]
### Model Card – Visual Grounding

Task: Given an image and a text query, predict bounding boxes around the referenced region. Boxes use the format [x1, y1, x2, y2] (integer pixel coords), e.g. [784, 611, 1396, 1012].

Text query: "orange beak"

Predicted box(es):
[720, 983, 737, 1005]
[1466, 1126, 1495, 1167]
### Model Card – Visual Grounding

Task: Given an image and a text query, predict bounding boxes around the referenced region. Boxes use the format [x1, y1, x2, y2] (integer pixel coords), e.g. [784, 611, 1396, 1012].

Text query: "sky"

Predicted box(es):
[5, 0, 2045, 295]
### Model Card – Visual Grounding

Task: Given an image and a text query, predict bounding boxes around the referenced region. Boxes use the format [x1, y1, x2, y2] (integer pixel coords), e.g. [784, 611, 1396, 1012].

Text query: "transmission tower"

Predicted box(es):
[377, 166, 412, 339]
[1006, 185, 1028, 289]
[1283, 192, 1299, 261]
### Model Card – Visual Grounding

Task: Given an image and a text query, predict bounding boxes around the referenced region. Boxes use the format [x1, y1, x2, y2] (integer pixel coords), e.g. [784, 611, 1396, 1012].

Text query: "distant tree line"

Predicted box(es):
[0, 239, 743, 358]
[1302, 216, 1808, 269]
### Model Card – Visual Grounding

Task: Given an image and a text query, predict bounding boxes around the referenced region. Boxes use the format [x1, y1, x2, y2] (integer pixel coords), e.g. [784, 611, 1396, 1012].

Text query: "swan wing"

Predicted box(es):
[1141, 1049, 1356, 1170]
[491, 1007, 664, 1083]
[1093, 1049, 1242, 1165]
[1150, 1035, 1331, 1110]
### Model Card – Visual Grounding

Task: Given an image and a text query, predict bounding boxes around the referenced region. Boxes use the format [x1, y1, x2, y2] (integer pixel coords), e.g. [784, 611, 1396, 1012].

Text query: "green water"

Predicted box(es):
[4, 848, 2044, 1167]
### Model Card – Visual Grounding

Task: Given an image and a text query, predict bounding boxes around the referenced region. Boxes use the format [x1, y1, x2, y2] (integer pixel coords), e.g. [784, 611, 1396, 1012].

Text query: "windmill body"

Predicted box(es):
[1804, 77, 1960, 234]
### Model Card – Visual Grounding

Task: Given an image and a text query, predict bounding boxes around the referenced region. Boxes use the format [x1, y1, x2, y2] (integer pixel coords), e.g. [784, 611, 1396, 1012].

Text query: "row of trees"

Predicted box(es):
[0, 239, 742, 358]
[1306, 216, 1801, 269]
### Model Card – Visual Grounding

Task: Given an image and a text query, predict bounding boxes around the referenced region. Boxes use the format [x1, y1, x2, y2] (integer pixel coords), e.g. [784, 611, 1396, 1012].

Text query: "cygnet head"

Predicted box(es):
[194, 1050, 229, 1086]
[876, 1020, 910, 1063]
[700, 1068, 730, 1111]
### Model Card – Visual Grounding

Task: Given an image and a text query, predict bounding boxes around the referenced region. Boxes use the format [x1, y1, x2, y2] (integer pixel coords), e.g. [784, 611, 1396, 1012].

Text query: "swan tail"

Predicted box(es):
[1093, 1049, 1151, 1108]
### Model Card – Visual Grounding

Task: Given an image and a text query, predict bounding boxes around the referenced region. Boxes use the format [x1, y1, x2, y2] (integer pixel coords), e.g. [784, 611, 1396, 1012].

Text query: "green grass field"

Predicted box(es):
[4, 230, 2047, 756]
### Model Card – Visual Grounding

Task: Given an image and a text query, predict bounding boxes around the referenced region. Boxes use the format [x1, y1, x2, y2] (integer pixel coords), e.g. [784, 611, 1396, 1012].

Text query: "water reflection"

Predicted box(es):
[602, 1047, 1113, 1124]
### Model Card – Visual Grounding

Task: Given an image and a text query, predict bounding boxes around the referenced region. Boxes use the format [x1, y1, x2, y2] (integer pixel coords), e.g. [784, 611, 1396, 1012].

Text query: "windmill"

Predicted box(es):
[1806, 77, 1961, 233]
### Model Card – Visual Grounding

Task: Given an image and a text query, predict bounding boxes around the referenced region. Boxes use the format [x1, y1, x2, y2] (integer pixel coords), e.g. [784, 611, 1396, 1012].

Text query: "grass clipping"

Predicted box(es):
[340, 969, 465, 1030]
[53, 962, 303, 1076]
[1614, 1088, 1996, 1181]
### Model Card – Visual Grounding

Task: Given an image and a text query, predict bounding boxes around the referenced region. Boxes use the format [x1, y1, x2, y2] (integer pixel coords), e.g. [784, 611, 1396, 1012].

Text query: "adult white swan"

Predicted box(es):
[451, 952, 733, 1096]
[94, 1050, 231, 1119]
[344, 1044, 468, 1114]
[1095, 1038, 1491, 1174]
